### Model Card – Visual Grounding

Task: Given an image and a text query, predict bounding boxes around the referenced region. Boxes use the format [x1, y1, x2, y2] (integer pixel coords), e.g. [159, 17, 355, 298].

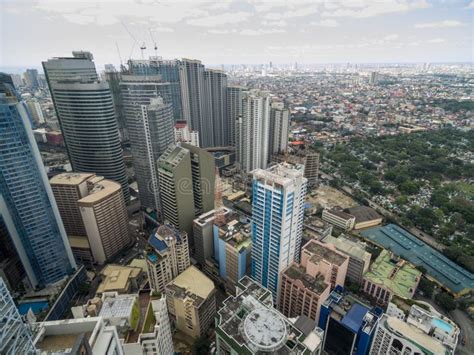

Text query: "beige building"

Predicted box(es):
[165, 266, 216, 339]
[300, 240, 349, 290]
[322, 206, 356, 231]
[51, 173, 131, 265]
[96, 264, 145, 295]
[345, 205, 383, 230]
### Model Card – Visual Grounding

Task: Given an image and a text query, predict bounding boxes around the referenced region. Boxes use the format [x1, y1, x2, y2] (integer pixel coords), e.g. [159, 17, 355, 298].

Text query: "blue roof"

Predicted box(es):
[341, 303, 369, 333]
[18, 301, 49, 315]
[148, 235, 168, 252]
[361, 224, 474, 294]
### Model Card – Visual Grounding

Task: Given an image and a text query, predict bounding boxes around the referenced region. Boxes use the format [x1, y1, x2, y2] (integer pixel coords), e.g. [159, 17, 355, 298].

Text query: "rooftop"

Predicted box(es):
[99, 294, 136, 320]
[361, 224, 474, 295]
[324, 235, 371, 263]
[78, 179, 121, 205]
[364, 249, 421, 299]
[324, 206, 355, 221]
[218, 219, 252, 251]
[283, 264, 329, 294]
[346, 205, 382, 223]
[303, 240, 348, 266]
[252, 162, 305, 187]
[50, 172, 95, 185]
[167, 266, 214, 303]
[96, 265, 142, 294]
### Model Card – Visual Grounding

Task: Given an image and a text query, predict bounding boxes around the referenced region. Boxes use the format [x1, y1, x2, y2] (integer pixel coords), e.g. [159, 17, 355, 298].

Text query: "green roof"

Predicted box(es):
[364, 250, 421, 299]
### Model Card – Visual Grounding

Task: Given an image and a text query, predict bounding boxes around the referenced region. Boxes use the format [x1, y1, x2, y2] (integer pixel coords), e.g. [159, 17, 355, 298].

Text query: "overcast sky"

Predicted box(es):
[1, 0, 472, 70]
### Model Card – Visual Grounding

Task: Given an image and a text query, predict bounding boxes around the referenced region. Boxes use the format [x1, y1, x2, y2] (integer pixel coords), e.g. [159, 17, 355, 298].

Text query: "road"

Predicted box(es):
[450, 309, 473, 355]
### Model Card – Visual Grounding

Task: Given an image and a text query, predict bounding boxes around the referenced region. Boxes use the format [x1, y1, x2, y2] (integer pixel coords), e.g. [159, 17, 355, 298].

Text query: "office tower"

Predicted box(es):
[216, 276, 324, 355]
[0, 74, 76, 288]
[371, 304, 459, 355]
[9, 74, 22, 88]
[42, 52, 129, 202]
[50, 173, 131, 265]
[214, 218, 252, 293]
[174, 120, 200, 147]
[120, 75, 173, 210]
[300, 240, 349, 290]
[26, 100, 45, 125]
[369, 71, 379, 84]
[204, 69, 227, 146]
[319, 287, 382, 355]
[236, 89, 271, 172]
[226, 85, 244, 146]
[146, 224, 190, 293]
[304, 151, 320, 187]
[269, 102, 289, 159]
[182, 142, 215, 216]
[24, 68, 39, 89]
[165, 265, 216, 339]
[323, 235, 371, 284]
[0, 217, 25, 290]
[0, 278, 36, 354]
[139, 296, 174, 355]
[179, 59, 206, 145]
[151, 58, 183, 122]
[193, 207, 232, 265]
[157, 143, 215, 236]
[103, 64, 127, 141]
[251, 163, 307, 300]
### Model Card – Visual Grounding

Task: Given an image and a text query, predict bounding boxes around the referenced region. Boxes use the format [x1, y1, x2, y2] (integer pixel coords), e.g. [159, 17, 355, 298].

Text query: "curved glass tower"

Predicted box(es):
[0, 74, 76, 288]
[43, 52, 129, 202]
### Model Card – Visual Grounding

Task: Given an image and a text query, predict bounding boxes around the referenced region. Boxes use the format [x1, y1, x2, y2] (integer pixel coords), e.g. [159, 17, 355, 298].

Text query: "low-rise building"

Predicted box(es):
[96, 264, 145, 295]
[165, 266, 216, 339]
[362, 250, 421, 305]
[322, 206, 355, 231]
[345, 206, 383, 230]
[323, 235, 371, 284]
[301, 240, 349, 290]
[303, 216, 333, 242]
[216, 276, 324, 354]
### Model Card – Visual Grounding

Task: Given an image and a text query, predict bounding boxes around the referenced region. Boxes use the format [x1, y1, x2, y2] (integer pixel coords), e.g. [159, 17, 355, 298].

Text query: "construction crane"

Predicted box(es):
[149, 29, 158, 57]
[121, 21, 146, 59]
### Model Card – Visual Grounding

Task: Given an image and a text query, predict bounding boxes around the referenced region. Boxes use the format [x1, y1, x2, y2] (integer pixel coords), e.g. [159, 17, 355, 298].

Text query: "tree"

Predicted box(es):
[193, 336, 211, 355]
[435, 292, 456, 312]
[418, 278, 434, 298]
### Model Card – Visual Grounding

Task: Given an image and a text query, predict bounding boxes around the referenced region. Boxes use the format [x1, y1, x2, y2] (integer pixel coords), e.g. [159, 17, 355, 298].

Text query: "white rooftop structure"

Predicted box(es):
[243, 308, 288, 352]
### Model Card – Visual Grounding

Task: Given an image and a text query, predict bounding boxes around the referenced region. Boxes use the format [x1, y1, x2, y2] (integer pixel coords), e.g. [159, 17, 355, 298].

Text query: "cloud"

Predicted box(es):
[466, 1, 474, 9]
[321, 0, 430, 18]
[427, 38, 446, 43]
[151, 26, 174, 33]
[187, 11, 252, 27]
[310, 19, 340, 27]
[240, 28, 286, 35]
[414, 20, 465, 28]
[262, 20, 288, 28]
[384, 34, 399, 41]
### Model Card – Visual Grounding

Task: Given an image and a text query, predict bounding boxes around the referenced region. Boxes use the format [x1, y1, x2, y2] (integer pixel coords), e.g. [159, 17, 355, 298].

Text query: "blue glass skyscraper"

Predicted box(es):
[0, 73, 76, 288]
[250, 163, 307, 301]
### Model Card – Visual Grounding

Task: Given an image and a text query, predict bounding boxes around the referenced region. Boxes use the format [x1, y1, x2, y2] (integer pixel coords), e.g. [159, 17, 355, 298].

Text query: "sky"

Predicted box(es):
[1, 0, 473, 70]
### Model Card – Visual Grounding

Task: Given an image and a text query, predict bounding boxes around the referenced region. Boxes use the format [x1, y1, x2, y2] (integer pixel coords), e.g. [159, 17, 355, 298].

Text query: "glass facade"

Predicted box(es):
[0, 76, 75, 287]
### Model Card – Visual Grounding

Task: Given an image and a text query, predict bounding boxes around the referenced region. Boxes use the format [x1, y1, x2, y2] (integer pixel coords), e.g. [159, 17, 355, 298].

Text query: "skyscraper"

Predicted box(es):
[157, 143, 215, 238]
[0, 74, 76, 288]
[250, 163, 307, 300]
[236, 89, 271, 172]
[42, 52, 129, 202]
[103, 64, 127, 142]
[120, 75, 173, 210]
[226, 85, 245, 146]
[269, 102, 290, 160]
[24, 68, 39, 90]
[179, 58, 213, 146]
[0, 277, 36, 354]
[204, 69, 227, 146]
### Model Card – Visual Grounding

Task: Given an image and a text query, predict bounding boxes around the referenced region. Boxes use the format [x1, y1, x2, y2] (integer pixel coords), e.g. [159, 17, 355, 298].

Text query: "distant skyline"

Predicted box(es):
[1, 0, 472, 70]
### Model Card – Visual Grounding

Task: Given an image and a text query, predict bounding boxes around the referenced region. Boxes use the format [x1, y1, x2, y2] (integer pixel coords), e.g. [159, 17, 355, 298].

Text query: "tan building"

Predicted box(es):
[51, 172, 131, 265]
[278, 262, 330, 322]
[300, 240, 349, 290]
[322, 206, 356, 231]
[96, 264, 145, 295]
[165, 266, 216, 339]
[345, 205, 382, 230]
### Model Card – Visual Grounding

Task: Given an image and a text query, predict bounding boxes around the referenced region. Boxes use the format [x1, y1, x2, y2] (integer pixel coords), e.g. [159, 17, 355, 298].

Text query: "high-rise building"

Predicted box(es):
[103, 64, 127, 141]
[204, 69, 227, 146]
[193, 207, 232, 265]
[146, 224, 190, 293]
[236, 89, 271, 172]
[50, 173, 131, 265]
[42, 52, 129, 202]
[0, 74, 76, 288]
[304, 151, 320, 187]
[268, 102, 289, 159]
[0, 216, 25, 290]
[215, 276, 324, 355]
[165, 265, 216, 339]
[226, 85, 245, 146]
[0, 277, 36, 354]
[318, 286, 382, 355]
[119, 75, 173, 210]
[179, 59, 206, 145]
[174, 120, 199, 147]
[214, 218, 252, 293]
[138, 296, 174, 355]
[26, 100, 45, 125]
[251, 163, 307, 300]
[24, 68, 39, 89]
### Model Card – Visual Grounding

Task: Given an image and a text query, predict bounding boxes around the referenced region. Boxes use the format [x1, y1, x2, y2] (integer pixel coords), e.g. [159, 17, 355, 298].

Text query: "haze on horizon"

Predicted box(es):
[1, 0, 473, 69]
